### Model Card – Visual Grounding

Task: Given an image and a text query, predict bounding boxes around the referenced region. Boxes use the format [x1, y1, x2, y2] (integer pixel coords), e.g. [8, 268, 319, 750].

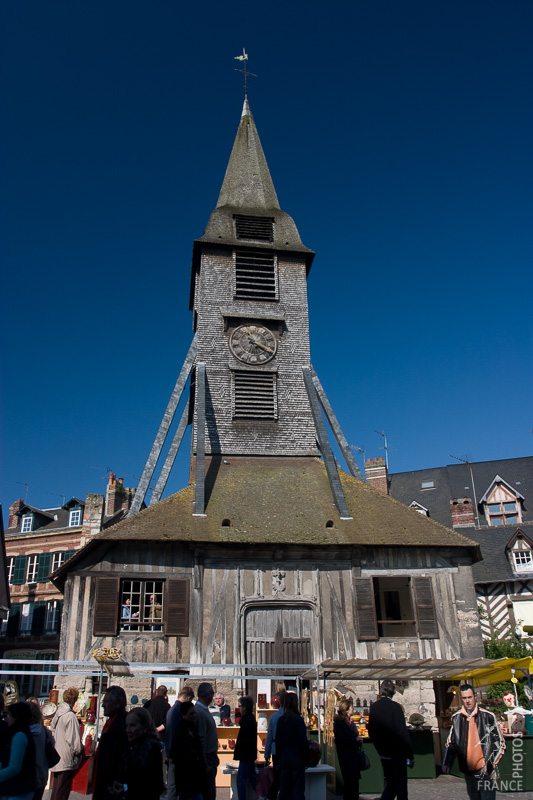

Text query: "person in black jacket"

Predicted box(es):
[276, 692, 308, 800]
[145, 685, 170, 740]
[334, 697, 362, 800]
[234, 695, 257, 800]
[169, 701, 205, 800]
[367, 680, 413, 800]
[112, 708, 164, 800]
[442, 684, 504, 800]
[93, 686, 128, 800]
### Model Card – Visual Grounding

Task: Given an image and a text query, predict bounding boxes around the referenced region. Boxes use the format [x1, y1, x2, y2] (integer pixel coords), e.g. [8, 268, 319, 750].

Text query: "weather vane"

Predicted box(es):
[234, 48, 257, 97]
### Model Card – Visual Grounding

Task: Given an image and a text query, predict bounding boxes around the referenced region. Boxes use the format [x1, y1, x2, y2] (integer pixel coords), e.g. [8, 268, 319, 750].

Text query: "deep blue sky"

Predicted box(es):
[2, 0, 532, 515]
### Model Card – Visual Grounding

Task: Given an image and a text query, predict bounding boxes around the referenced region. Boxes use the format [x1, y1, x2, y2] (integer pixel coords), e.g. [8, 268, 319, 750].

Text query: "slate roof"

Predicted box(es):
[388, 456, 533, 528]
[461, 524, 533, 583]
[52, 457, 481, 587]
[6, 503, 72, 535]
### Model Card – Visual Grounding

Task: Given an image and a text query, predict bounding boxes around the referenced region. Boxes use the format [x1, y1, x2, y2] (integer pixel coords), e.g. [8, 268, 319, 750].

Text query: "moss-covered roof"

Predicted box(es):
[87, 457, 480, 551]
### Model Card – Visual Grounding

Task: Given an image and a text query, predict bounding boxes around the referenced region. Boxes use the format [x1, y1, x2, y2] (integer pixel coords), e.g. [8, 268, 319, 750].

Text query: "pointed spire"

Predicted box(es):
[216, 99, 279, 212]
[195, 101, 314, 267]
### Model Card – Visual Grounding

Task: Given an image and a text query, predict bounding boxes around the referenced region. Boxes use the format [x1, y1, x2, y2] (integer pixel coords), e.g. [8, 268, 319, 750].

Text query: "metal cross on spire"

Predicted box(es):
[234, 48, 257, 97]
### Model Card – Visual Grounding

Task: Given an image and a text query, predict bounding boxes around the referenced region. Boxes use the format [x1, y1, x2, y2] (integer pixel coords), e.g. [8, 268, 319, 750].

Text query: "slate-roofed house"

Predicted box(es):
[52, 97, 486, 714]
[369, 455, 533, 641]
[1, 474, 135, 696]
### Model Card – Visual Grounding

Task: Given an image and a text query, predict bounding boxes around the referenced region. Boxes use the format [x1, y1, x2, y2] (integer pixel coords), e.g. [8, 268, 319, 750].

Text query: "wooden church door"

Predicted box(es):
[244, 606, 313, 669]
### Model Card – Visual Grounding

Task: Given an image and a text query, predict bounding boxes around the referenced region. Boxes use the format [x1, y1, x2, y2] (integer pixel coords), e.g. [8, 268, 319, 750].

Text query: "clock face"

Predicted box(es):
[229, 324, 277, 364]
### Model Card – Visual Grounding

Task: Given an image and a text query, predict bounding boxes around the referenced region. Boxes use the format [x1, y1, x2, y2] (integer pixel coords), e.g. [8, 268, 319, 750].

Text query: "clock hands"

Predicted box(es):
[247, 336, 274, 354]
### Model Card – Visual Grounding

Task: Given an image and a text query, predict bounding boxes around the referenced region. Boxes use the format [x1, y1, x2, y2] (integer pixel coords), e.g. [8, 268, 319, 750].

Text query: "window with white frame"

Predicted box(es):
[21, 515, 33, 533]
[7, 557, 15, 584]
[20, 603, 34, 634]
[69, 509, 82, 527]
[38, 652, 57, 696]
[45, 600, 61, 633]
[513, 550, 533, 573]
[26, 555, 39, 583]
[51, 552, 65, 572]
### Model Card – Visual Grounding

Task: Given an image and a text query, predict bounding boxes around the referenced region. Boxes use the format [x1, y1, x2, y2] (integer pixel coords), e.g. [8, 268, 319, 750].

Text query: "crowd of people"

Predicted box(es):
[0, 678, 504, 800]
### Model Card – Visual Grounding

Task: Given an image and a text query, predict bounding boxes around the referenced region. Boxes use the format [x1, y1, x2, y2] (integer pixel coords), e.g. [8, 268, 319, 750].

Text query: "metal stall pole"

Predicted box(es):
[315, 666, 321, 745]
[94, 664, 104, 742]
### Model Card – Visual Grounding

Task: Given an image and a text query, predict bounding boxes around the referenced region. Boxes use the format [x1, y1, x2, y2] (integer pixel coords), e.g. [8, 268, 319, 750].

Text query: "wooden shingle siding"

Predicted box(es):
[93, 577, 120, 636]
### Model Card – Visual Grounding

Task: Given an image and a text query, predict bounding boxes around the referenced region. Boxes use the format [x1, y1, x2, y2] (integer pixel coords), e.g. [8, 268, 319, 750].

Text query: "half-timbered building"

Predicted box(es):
[52, 96, 486, 714]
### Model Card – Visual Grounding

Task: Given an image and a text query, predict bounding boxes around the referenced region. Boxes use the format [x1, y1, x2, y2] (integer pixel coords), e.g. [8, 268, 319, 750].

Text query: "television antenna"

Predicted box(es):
[375, 430, 389, 469]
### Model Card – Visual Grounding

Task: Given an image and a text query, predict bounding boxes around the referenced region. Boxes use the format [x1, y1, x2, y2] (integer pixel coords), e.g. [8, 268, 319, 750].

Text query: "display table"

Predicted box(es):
[223, 764, 335, 800]
[327, 729, 436, 794]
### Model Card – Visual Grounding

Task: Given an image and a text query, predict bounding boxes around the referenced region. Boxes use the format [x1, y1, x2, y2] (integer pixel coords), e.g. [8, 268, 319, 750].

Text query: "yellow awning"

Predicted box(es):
[448, 656, 532, 688]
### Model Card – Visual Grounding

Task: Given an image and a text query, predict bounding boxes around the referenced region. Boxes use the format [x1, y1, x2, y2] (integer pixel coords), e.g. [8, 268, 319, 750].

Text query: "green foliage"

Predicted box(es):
[486, 680, 528, 708]
[483, 635, 531, 660]
[482, 635, 532, 712]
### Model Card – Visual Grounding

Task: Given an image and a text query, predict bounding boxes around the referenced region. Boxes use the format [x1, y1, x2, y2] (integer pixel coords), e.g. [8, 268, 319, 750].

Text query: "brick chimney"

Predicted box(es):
[365, 457, 388, 495]
[81, 494, 105, 542]
[8, 499, 24, 529]
[450, 498, 475, 527]
[106, 473, 135, 516]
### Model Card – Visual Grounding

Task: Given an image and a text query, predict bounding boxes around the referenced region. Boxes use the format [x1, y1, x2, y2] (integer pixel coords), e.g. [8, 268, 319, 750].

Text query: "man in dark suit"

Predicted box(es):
[194, 683, 219, 800]
[92, 686, 128, 800]
[368, 679, 414, 800]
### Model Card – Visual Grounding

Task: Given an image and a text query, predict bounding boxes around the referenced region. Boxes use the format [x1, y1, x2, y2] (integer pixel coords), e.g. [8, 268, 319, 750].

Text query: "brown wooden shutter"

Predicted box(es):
[354, 578, 378, 640]
[412, 576, 439, 639]
[165, 579, 190, 636]
[93, 577, 120, 636]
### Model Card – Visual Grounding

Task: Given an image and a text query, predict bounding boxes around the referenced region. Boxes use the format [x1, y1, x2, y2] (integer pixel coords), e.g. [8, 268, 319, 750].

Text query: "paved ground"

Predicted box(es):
[45, 777, 533, 800]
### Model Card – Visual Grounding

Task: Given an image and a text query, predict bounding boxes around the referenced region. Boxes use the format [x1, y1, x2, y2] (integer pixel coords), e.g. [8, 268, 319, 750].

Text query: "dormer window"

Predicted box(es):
[69, 509, 82, 527]
[479, 475, 524, 527]
[507, 531, 533, 576]
[409, 501, 429, 516]
[21, 515, 33, 533]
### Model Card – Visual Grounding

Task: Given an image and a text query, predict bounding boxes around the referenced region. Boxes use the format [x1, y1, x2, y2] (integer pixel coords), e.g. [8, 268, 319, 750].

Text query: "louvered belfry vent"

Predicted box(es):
[235, 250, 277, 301]
[234, 214, 274, 242]
[234, 371, 277, 419]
